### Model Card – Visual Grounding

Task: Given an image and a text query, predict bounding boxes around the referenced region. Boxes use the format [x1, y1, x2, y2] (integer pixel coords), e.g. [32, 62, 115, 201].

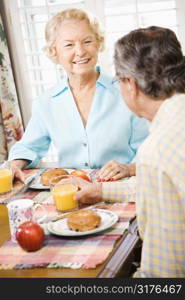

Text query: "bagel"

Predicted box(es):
[40, 168, 69, 186]
[67, 209, 101, 232]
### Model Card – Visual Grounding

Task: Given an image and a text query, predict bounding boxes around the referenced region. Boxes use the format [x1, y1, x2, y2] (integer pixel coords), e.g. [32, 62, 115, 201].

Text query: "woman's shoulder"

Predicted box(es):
[35, 79, 68, 103]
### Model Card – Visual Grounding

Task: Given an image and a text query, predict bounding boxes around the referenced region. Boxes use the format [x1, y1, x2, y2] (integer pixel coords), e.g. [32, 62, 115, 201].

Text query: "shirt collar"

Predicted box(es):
[96, 66, 115, 88]
[51, 74, 69, 98]
[51, 66, 115, 99]
[149, 94, 176, 133]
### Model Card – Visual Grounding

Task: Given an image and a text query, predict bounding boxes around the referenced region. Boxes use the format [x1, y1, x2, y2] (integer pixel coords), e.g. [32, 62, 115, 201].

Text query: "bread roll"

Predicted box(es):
[67, 209, 101, 232]
[40, 168, 69, 186]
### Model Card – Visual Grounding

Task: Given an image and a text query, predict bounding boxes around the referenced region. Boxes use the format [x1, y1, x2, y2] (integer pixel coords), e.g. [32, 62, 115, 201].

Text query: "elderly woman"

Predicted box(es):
[8, 8, 148, 182]
[70, 26, 185, 277]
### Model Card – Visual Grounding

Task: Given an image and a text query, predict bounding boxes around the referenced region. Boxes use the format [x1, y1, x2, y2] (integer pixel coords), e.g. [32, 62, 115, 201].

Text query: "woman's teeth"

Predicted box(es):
[74, 59, 89, 64]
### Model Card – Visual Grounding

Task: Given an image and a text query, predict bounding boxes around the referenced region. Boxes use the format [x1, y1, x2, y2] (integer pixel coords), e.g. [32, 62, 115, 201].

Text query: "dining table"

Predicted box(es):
[0, 168, 141, 278]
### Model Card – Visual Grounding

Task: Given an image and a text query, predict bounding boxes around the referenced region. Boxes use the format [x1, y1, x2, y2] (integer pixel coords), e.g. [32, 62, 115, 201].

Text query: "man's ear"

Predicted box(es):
[127, 77, 138, 97]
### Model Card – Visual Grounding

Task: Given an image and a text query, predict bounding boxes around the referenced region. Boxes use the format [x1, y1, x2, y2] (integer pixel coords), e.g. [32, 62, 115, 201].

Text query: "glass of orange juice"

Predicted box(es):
[0, 161, 13, 194]
[50, 175, 78, 212]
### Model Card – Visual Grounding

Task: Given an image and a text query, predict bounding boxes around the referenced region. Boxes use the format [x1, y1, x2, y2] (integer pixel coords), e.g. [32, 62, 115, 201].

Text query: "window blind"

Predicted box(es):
[104, 0, 177, 72]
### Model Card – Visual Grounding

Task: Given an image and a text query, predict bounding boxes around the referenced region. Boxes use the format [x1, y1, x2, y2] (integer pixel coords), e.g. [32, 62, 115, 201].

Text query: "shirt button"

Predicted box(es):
[84, 162, 89, 167]
[83, 143, 87, 147]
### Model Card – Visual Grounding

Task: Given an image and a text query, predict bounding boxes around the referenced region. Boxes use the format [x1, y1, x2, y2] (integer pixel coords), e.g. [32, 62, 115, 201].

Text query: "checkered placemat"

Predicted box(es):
[0, 202, 136, 270]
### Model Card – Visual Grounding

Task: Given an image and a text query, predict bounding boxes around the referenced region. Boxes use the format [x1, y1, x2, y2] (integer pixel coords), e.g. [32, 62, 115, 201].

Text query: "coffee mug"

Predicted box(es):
[7, 199, 47, 242]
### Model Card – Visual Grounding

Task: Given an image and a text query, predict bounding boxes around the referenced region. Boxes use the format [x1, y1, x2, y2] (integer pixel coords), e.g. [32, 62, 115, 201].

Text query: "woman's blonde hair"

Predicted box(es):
[43, 8, 105, 63]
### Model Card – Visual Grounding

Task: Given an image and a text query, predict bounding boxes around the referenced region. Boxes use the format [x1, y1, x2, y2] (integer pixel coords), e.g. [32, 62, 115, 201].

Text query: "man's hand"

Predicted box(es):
[60, 176, 102, 205]
[74, 182, 102, 205]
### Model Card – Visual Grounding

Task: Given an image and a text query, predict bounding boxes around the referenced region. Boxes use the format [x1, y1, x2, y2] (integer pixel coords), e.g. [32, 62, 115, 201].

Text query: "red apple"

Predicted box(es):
[16, 221, 45, 252]
[71, 169, 92, 182]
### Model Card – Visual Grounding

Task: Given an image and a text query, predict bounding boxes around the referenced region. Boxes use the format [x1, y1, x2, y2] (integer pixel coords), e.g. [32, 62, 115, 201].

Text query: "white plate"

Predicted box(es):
[29, 176, 50, 189]
[47, 209, 118, 237]
[29, 169, 74, 189]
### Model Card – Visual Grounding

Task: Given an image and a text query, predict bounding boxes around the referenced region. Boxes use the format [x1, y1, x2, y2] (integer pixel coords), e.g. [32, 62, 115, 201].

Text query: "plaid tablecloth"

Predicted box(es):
[0, 198, 136, 270]
[0, 169, 99, 205]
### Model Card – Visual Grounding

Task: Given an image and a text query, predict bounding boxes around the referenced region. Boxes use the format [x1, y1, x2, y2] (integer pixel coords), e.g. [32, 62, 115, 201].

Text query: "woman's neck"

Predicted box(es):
[68, 70, 99, 92]
[67, 70, 99, 127]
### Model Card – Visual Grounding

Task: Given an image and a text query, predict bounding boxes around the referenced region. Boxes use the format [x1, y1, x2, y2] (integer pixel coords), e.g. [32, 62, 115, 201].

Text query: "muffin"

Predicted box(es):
[67, 209, 101, 232]
[40, 168, 69, 186]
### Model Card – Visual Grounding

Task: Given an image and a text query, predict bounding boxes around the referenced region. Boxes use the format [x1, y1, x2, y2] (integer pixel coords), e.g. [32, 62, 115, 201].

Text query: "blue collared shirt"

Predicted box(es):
[8, 71, 149, 169]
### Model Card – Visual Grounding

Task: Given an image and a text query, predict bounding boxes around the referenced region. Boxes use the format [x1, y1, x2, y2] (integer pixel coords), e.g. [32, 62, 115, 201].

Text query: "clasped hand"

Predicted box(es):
[96, 160, 130, 182]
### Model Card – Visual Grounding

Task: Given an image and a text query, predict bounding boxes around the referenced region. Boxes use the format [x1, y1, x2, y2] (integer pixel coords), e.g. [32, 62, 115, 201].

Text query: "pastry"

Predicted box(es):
[67, 209, 101, 232]
[40, 168, 69, 186]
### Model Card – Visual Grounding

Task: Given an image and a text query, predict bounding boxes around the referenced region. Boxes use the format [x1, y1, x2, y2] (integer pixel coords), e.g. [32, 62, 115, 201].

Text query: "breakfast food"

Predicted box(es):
[67, 209, 101, 232]
[70, 169, 91, 182]
[40, 168, 69, 186]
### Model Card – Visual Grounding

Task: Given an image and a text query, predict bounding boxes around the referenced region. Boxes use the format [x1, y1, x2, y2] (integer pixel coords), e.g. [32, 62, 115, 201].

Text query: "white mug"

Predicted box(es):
[7, 199, 47, 242]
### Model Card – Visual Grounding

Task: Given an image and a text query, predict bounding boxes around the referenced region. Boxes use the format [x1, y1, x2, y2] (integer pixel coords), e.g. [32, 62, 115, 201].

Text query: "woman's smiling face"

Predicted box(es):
[55, 20, 99, 75]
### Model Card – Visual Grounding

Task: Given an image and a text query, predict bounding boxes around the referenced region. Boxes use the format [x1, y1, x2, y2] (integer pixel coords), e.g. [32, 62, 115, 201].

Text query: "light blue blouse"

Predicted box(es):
[8, 71, 149, 169]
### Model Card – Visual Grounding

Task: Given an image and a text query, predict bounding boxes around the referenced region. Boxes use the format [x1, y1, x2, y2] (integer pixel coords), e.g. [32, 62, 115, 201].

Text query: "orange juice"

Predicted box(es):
[0, 169, 13, 193]
[51, 184, 78, 212]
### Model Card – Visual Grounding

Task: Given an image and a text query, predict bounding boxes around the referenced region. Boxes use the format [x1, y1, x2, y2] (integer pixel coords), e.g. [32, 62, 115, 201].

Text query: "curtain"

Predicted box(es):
[0, 13, 24, 162]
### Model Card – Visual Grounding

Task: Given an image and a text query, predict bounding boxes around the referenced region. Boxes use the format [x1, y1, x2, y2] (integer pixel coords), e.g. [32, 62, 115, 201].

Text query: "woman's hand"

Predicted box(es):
[61, 176, 102, 205]
[9, 160, 28, 182]
[96, 160, 135, 181]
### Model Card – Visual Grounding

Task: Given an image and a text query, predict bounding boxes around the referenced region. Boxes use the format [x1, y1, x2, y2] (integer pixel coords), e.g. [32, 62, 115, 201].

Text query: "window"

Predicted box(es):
[2, 0, 184, 164]
[17, 0, 85, 98]
[104, 0, 178, 72]
[14, 0, 87, 163]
